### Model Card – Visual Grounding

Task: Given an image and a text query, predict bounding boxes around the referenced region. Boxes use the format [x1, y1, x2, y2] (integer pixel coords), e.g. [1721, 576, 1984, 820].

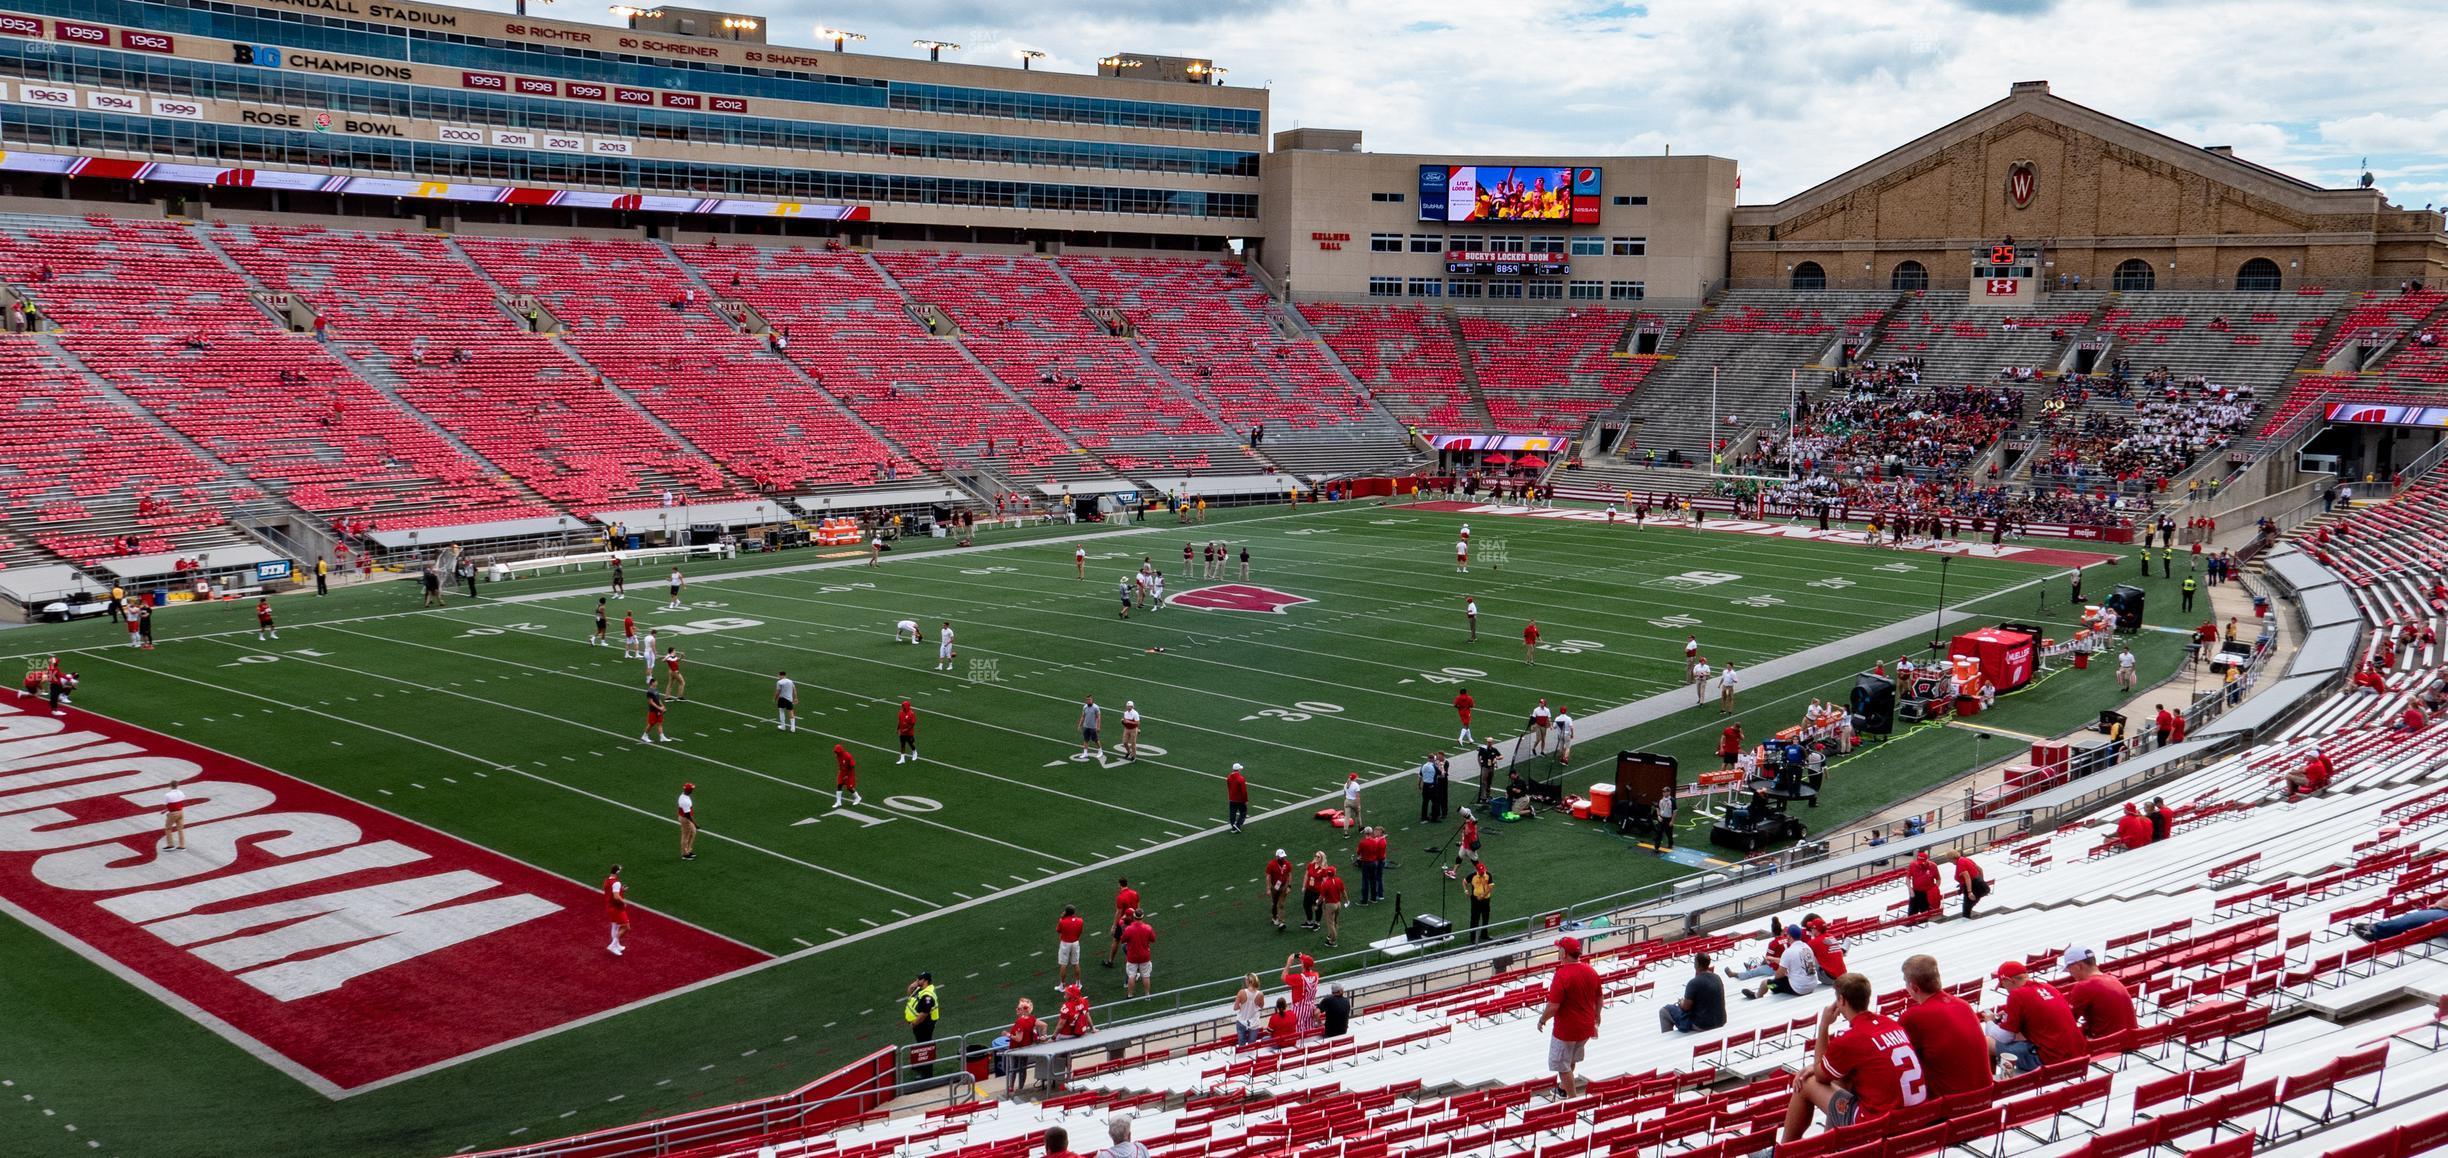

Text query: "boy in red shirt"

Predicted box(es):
[1454, 687, 1477, 744]
[1537, 936, 1602, 1097]
[1118, 913, 1157, 996]
[1782, 971, 1926, 1143]
[833, 744, 860, 807]
[1225, 764, 1249, 832]
[255, 598, 277, 641]
[2059, 947, 2137, 1039]
[1897, 954, 1990, 1099]
[1053, 984, 1093, 1039]
[1989, 960, 2085, 1072]
[1103, 878, 1139, 967]
[1054, 904, 1085, 990]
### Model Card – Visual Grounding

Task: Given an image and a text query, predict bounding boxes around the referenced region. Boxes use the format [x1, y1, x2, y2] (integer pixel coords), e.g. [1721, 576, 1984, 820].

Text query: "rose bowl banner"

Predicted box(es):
[0, 700, 768, 1095]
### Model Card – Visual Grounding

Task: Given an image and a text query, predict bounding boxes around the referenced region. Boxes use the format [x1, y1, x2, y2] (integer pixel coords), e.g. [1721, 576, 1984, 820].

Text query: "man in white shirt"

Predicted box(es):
[936, 621, 956, 672]
[161, 780, 188, 851]
[1530, 698, 1554, 754]
[1691, 658, 1713, 705]
[1742, 927, 1822, 999]
[676, 783, 697, 860]
[2116, 646, 2137, 691]
[1553, 708, 1576, 765]
[1464, 597, 1479, 641]
[1685, 635, 1700, 664]
[1121, 701, 1142, 760]
[1718, 665, 1741, 714]
[641, 630, 660, 680]
[895, 618, 923, 645]
[1341, 772, 1363, 831]
[666, 567, 684, 610]
[775, 672, 797, 731]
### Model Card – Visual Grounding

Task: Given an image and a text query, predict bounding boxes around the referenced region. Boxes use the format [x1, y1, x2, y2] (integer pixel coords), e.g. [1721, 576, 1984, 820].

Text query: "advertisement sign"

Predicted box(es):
[253, 559, 294, 582]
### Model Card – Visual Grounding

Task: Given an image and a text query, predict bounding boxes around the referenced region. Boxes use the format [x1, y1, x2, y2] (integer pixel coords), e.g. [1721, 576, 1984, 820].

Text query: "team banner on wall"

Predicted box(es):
[0, 148, 873, 221]
[2324, 400, 2448, 428]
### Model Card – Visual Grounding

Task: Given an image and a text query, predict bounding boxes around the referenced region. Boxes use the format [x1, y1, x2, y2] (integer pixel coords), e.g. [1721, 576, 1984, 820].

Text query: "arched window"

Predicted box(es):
[1889, 260, 1929, 292]
[2112, 259, 2156, 292]
[1790, 261, 1826, 291]
[2235, 258, 2283, 292]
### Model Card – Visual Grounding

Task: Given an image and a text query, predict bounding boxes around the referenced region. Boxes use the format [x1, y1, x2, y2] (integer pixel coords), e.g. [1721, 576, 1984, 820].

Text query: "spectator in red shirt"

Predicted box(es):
[1054, 904, 1086, 990]
[2287, 748, 2335, 795]
[1988, 960, 2085, 1072]
[1041, 1125, 1074, 1158]
[1054, 984, 1093, 1039]
[1806, 927, 1848, 978]
[1953, 854, 1989, 919]
[1300, 851, 1329, 931]
[1318, 866, 1347, 948]
[1898, 955, 1991, 1099]
[1117, 913, 1157, 997]
[1780, 972, 1928, 1143]
[1002, 997, 1041, 1095]
[1453, 687, 1476, 744]
[1283, 952, 1319, 1034]
[1264, 849, 1293, 931]
[2115, 803, 2153, 850]
[1225, 764, 1249, 832]
[1103, 878, 1139, 968]
[1718, 722, 1744, 769]
[2152, 704, 2175, 748]
[1356, 828, 1387, 905]
[1906, 851, 1944, 919]
[1537, 936, 1603, 1097]
[1266, 996, 1299, 1049]
[2058, 947, 2137, 1039]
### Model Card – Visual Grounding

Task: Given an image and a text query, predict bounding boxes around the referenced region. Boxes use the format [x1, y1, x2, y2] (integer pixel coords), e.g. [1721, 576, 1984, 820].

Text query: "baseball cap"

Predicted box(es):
[1349, 772, 1360, 781]
[683, 782, 695, 792]
[918, 970, 933, 981]
[1786, 925, 1807, 939]
[1275, 848, 1288, 859]
[1993, 960, 2027, 980]
[1231, 762, 1243, 771]
[1556, 935, 1583, 957]
[2061, 947, 2098, 969]
[1462, 807, 1474, 818]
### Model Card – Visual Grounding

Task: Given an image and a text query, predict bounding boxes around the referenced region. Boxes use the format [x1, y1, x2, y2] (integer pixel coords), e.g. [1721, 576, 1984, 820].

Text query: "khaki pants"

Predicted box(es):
[1323, 900, 1341, 942]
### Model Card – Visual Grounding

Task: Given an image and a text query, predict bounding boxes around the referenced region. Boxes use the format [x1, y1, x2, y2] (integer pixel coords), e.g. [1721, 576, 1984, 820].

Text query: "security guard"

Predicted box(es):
[108, 583, 124, 623]
[2180, 574, 2198, 612]
[903, 971, 941, 1077]
[314, 556, 329, 596]
[2138, 546, 2152, 576]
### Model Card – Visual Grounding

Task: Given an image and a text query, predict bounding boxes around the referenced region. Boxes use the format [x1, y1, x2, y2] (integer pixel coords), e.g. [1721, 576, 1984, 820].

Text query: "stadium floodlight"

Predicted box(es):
[1207, 65, 1229, 85]
[607, 5, 661, 23]
[1015, 49, 1046, 70]
[514, 0, 554, 15]
[720, 16, 759, 38]
[818, 26, 866, 52]
[1097, 55, 1142, 77]
[913, 38, 960, 61]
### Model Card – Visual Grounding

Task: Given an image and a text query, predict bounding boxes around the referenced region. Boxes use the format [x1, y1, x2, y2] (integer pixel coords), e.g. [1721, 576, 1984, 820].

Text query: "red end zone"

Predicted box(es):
[0, 701, 769, 1094]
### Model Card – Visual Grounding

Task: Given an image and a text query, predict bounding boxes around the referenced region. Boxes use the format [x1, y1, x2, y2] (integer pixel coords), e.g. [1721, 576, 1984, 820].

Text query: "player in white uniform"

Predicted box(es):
[895, 618, 923, 645]
[1149, 571, 1165, 608]
[666, 567, 684, 610]
[1075, 545, 1087, 579]
[641, 630, 660, 681]
[936, 621, 956, 672]
[1455, 538, 1470, 573]
[775, 671, 797, 731]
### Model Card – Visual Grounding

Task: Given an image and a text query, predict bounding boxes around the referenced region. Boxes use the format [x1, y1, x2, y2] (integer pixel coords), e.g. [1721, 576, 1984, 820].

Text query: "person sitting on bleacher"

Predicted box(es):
[2352, 664, 2392, 695]
[2351, 910, 2448, 943]
[1659, 953, 1727, 1034]
[1724, 919, 1790, 982]
[2286, 748, 2336, 796]
[2058, 947, 2137, 1040]
[1898, 955, 1991, 1099]
[1984, 960, 2085, 1074]
[1776, 972, 1928, 1145]
[1740, 925, 1821, 1000]
[1803, 919, 1849, 979]
[2421, 678, 2447, 716]
[2115, 802, 2154, 849]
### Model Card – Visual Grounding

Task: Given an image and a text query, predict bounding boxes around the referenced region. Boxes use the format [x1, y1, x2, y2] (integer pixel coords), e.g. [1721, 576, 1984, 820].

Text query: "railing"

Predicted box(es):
[461, 1047, 898, 1158]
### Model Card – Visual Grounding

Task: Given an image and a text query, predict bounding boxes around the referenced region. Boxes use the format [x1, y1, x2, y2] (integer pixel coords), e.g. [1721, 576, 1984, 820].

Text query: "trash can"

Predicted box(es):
[150, 589, 168, 607]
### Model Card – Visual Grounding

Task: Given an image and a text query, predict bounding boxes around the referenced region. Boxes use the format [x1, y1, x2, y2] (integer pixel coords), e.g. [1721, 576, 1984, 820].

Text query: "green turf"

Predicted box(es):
[0, 502, 2201, 1156]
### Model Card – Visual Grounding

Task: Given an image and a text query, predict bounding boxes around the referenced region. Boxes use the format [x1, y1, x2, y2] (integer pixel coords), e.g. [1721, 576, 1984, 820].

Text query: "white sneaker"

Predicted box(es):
[789, 723, 798, 732]
[897, 754, 907, 764]
[852, 794, 863, 806]
[777, 723, 786, 730]
[609, 943, 624, 956]
[640, 734, 652, 743]
[832, 793, 843, 807]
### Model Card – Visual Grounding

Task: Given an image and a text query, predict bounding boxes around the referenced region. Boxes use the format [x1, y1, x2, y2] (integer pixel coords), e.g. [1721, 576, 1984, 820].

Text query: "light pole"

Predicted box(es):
[1015, 49, 1046, 71]
[719, 16, 758, 39]
[913, 38, 959, 62]
[1927, 555, 1951, 656]
[607, 4, 657, 26]
[817, 26, 864, 53]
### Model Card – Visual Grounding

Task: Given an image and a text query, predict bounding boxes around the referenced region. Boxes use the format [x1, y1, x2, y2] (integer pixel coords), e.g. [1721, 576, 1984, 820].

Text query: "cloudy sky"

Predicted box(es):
[511, 0, 2447, 209]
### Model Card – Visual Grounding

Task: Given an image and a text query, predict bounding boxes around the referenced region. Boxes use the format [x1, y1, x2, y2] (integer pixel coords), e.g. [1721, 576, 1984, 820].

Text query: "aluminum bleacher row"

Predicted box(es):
[2288, 481, 2448, 673]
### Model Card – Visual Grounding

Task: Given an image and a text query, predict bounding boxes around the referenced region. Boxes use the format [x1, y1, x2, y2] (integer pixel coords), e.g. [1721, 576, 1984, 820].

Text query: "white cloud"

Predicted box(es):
[486, 0, 2448, 205]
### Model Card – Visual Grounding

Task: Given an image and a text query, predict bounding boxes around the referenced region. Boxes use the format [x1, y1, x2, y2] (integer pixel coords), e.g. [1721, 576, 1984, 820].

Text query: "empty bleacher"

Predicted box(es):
[1458, 309, 1674, 434]
[454, 235, 915, 493]
[1623, 290, 1897, 466]
[0, 333, 234, 567]
[215, 223, 737, 515]
[0, 215, 548, 536]
[1883, 291, 2105, 388]
[1300, 302, 1483, 430]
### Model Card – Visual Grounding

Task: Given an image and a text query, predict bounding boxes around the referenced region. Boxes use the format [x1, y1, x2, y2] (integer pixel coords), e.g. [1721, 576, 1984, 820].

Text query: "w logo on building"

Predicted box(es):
[2007, 161, 2038, 209]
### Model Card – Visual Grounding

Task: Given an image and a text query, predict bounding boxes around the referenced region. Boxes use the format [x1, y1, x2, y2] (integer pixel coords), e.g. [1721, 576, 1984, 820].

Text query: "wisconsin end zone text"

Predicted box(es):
[0, 700, 766, 1094]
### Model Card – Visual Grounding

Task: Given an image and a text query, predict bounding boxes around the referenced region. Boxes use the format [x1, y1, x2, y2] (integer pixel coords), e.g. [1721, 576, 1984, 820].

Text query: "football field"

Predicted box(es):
[0, 500, 2184, 1156]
